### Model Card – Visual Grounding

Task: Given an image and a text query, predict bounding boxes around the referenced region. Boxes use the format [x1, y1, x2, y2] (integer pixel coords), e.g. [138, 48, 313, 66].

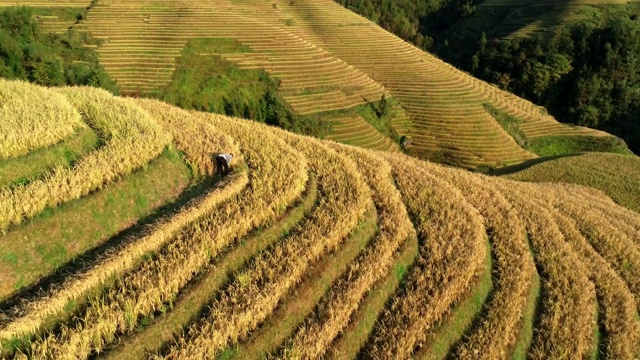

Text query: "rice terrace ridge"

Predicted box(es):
[0, 0, 639, 359]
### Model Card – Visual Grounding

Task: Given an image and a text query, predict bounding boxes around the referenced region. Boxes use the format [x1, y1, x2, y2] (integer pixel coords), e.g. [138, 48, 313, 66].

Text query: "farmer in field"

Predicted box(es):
[216, 152, 233, 175]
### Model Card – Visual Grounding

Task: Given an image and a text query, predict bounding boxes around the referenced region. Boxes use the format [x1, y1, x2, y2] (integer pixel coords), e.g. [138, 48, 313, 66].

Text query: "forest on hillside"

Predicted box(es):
[335, 0, 640, 154]
[0, 7, 118, 93]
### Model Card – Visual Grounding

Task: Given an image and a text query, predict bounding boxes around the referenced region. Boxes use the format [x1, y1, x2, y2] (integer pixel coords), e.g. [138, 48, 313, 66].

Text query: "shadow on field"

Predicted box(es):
[488, 153, 581, 176]
[0, 175, 223, 316]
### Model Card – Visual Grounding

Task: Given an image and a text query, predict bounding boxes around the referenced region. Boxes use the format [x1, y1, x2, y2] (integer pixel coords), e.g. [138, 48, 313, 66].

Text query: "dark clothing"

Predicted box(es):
[216, 153, 232, 175]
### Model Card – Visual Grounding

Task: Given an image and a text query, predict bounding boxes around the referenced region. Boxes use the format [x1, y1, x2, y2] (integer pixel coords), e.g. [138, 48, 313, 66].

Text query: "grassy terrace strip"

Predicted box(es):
[0, 79, 83, 159]
[283, 145, 415, 359]
[102, 173, 318, 360]
[27, 114, 308, 358]
[0, 127, 100, 188]
[221, 205, 378, 359]
[495, 180, 597, 358]
[510, 270, 540, 360]
[413, 238, 493, 360]
[545, 205, 640, 359]
[424, 166, 535, 359]
[159, 127, 370, 359]
[0, 86, 171, 230]
[363, 155, 486, 359]
[0, 110, 246, 342]
[326, 233, 419, 359]
[0, 147, 190, 303]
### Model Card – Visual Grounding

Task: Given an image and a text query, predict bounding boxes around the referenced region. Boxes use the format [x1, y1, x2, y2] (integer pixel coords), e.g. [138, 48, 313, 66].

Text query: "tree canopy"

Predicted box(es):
[0, 6, 118, 93]
[334, 0, 640, 153]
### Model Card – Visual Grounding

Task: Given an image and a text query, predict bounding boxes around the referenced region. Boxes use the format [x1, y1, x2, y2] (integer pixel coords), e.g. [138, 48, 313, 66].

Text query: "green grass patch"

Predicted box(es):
[355, 95, 401, 142]
[503, 152, 640, 213]
[511, 253, 541, 359]
[0, 147, 191, 300]
[221, 205, 378, 359]
[328, 233, 419, 359]
[528, 135, 631, 157]
[591, 300, 603, 360]
[101, 174, 318, 360]
[414, 237, 493, 359]
[0, 127, 100, 188]
[484, 103, 528, 148]
[185, 38, 252, 54]
[156, 38, 327, 137]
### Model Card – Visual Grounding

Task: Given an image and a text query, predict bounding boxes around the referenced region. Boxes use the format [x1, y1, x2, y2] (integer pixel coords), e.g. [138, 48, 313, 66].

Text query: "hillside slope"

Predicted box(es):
[74, 0, 400, 153]
[1, 81, 639, 359]
[7, 0, 625, 168]
[478, 0, 640, 39]
[270, 0, 617, 167]
[499, 152, 640, 213]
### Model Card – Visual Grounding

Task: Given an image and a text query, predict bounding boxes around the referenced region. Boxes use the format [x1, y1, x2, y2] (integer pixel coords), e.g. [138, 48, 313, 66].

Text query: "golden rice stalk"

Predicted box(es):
[160, 127, 370, 359]
[0, 109, 245, 341]
[423, 166, 535, 360]
[542, 185, 640, 310]
[0, 79, 83, 159]
[495, 180, 596, 359]
[284, 144, 415, 359]
[547, 204, 640, 359]
[0, 86, 171, 230]
[364, 155, 485, 359]
[28, 113, 308, 359]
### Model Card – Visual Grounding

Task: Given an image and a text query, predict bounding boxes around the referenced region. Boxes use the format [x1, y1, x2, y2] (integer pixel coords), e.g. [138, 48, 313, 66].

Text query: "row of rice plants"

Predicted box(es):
[496, 181, 597, 358]
[158, 126, 371, 359]
[218, 204, 377, 359]
[282, 144, 415, 358]
[101, 172, 319, 360]
[25, 113, 309, 359]
[363, 154, 486, 359]
[557, 183, 640, 240]
[569, 185, 640, 234]
[543, 187, 640, 310]
[0, 85, 171, 230]
[544, 204, 640, 359]
[135, 99, 237, 175]
[425, 166, 536, 359]
[0, 79, 83, 159]
[0, 98, 247, 342]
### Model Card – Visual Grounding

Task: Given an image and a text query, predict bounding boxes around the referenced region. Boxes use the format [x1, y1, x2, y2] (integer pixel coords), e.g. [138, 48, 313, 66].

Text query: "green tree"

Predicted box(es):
[0, 6, 118, 93]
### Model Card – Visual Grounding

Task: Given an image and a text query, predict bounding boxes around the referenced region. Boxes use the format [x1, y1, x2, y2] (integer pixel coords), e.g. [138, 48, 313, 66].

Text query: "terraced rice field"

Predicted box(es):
[4, 0, 624, 167]
[478, 0, 640, 39]
[1, 80, 640, 360]
[7, 0, 621, 166]
[259, 0, 620, 168]
[62, 0, 399, 152]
